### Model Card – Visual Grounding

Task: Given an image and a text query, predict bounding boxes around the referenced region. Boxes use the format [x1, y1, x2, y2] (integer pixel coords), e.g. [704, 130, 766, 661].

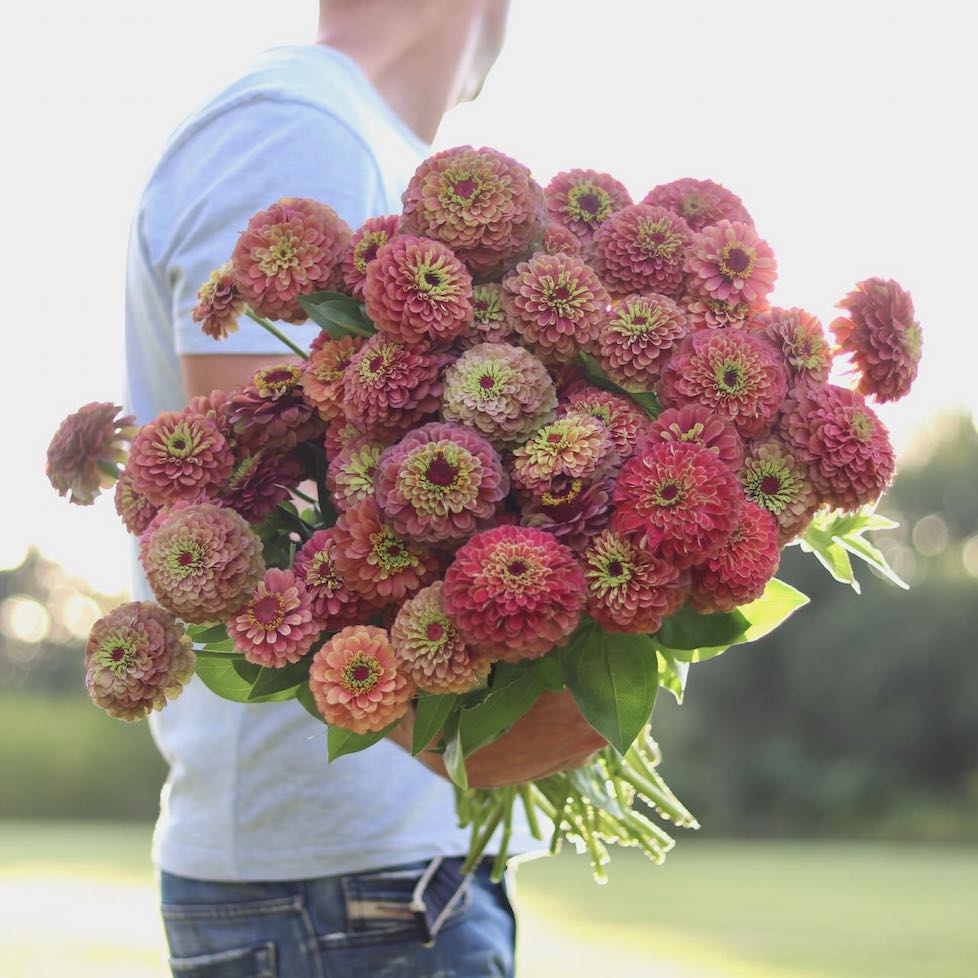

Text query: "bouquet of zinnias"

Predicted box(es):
[47, 147, 921, 880]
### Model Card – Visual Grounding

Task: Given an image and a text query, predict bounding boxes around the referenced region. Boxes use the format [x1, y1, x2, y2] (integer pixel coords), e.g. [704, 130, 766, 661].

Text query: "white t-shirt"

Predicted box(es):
[126, 45, 518, 882]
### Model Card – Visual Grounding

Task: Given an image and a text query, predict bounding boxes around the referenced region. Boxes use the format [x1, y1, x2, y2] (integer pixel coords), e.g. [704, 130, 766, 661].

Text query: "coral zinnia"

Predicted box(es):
[781, 384, 895, 511]
[220, 451, 304, 524]
[519, 474, 615, 553]
[331, 498, 439, 606]
[401, 145, 546, 276]
[139, 502, 265, 624]
[309, 625, 414, 734]
[752, 307, 832, 394]
[375, 422, 508, 543]
[363, 235, 473, 346]
[510, 415, 615, 492]
[341, 214, 400, 299]
[192, 262, 244, 340]
[591, 204, 693, 298]
[441, 342, 557, 447]
[301, 335, 364, 422]
[545, 169, 632, 245]
[582, 529, 687, 633]
[739, 436, 818, 543]
[658, 329, 787, 439]
[501, 251, 610, 364]
[227, 568, 321, 666]
[690, 501, 780, 613]
[682, 295, 755, 333]
[47, 402, 136, 506]
[642, 405, 743, 469]
[559, 388, 647, 458]
[460, 283, 517, 348]
[685, 220, 777, 307]
[641, 178, 753, 233]
[327, 439, 385, 512]
[391, 582, 489, 695]
[85, 601, 194, 722]
[292, 529, 366, 629]
[342, 333, 448, 438]
[595, 292, 688, 390]
[231, 197, 351, 323]
[612, 441, 743, 569]
[539, 221, 584, 257]
[114, 469, 159, 536]
[831, 277, 922, 403]
[127, 410, 234, 508]
[441, 525, 586, 662]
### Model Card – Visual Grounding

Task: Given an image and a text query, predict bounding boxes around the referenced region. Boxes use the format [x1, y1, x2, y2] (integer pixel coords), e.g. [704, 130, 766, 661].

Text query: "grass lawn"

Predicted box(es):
[0, 822, 975, 978]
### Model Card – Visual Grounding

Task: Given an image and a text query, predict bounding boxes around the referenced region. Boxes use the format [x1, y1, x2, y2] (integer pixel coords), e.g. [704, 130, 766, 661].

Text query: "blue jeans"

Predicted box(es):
[160, 857, 516, 977]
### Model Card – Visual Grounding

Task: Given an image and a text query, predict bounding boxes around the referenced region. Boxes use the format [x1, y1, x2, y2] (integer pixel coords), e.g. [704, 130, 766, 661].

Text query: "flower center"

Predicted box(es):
[342, 653, 381, 692]
[850, 411, 874, 442]
[682, 194, 707, 219]
[637, 219, 683, 259]
[760, 475, 781, 495]
[479, 373, 498, 390]
[96, 634, 135, 674]
[255, 365, 302, 398]
[654, 480, 684, 506]
[425, 456, 458, 487]
[616, 301, 663, 337]
[250, 593, 285, 630]
[719, 244, 756, 280]
[715, 359, 747, 394]
[355, 232, 387, 272]
[371, 528, 415, 575]
[744, 458, 796, 513]
[307, 551, 341, 592]
[259, 230, 301, 274]
[567, 183, 612, 226]
[168, 544, 204, 579]
[607, 560, 624, 577]
[369, 355, 385, 373]
[507, 560, 527, 576]
[425, 621, 445, 642]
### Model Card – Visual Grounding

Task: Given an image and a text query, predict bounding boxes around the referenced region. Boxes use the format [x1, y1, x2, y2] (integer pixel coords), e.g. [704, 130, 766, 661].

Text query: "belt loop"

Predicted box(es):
[409, 856, 442, 946]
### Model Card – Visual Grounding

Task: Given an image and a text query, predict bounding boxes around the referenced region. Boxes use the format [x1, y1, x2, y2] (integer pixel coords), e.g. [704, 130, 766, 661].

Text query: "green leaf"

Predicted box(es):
[246, 657, 313, 702]
[559, 620, 659, 755]
[327, 721, 398, 762]
[412, 693, 459, 755]
[459, 667, 543, 755]
[655, 647, 690, 704]
[527, 649, 565, 691]
[655, 605, 750, 651]
[579, 352, 660, 419]
[834, 532, 909, 590]
[296, 682, 324, 724]
[192, 640, 236, 654]
[441, 713, 468, 789]
[186, 623, 230, 644]
[298, 293, 375, 338]
[194, 654, 258, 702]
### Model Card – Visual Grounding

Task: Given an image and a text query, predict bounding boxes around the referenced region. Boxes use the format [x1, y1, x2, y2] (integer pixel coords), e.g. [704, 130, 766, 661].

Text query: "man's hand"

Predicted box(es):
[389, 688, 607, 789]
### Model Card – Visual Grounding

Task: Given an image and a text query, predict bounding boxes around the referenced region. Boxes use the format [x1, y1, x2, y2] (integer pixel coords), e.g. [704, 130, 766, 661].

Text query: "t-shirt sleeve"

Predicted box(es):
[146, 96, 388, 357]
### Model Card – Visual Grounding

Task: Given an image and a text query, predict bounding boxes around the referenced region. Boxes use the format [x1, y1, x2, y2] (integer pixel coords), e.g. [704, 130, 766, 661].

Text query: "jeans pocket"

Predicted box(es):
[168, 940, 276, 977]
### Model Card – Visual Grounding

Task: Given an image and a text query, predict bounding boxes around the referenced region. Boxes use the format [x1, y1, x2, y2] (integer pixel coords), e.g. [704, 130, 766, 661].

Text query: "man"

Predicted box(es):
[126, 2, 603, 974]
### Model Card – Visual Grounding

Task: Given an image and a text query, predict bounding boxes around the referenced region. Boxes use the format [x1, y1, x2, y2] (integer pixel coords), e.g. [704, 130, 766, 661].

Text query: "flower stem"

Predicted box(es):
[244, 309, 309, 360]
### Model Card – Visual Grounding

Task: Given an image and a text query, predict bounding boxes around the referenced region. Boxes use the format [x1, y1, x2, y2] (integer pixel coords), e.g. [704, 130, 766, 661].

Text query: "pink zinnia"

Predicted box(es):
[685, 220, 777, 307]
[510, 415, 615, 493]
[690, 501, 780, 614]
[391, 582, 489, 695]
[559, 388, 647, 458]
[642, 178, 753, 232]
[595, 292, 689, 390]
[114, 469, 159, 536]
[375, 422, 508, 543]
[46, 402, 136, 506]
[612, 441, 743, 569]
[545, 168, 632, 245]
[192, 262, 244, 340]
[459, 282, 518, 348]
[301, 335, 364, 422]
[85, 601, 195, 722]
[539, 221, 584, 257]
[227, 568, 321, 666]
[442, 525, 586, 662]
[831, 277, 922, 403]
[501, 251, 610, 364]
[309, 625, 415, 734]
[327, 439, 386, 512]
[641, 405, 743, 470]
[341, 214, 400, 299]
[752, 307, 832, 395]
[363, 235, 473, 346]
[591, 204, 693, 298]
[781, 384, 895, 511]
[324, 418, 364, 461]
[220, 451, 304, 524]
[683, 295, 756, 333]
[231, 197, 351, 323]
[519, 474, 615, 553]
[582, 529, 688, 634]
[293, 529, 367, 629]
[658, 329, 788, 439]
[740, 436, 819, 544]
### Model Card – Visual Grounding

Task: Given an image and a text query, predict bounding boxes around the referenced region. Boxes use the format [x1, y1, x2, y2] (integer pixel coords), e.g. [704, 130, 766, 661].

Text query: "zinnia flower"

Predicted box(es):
[582, 529, 687, 633]
[85, 601, 195, 722]
[539, 221, 583, 257]
[363, 235, 473, 345]
[591, 204, 693, 298]
[441, 525, 586, 662]
[114, 469, 159, 536]
[324, 418, 365, 460]
[192, 262, 245, 340]
[227, 568, 321, 666]
[309, 625, 415, 734]
[327, 439, 386, 512]
[391, 582, 489, 694]
[739, 436, 818, 543]
[612, 441, 743, 568]
[292, 529, 367, 628]
[510, 415, 615, 492]
[459, 282, 517, 348]
[139, 501, 265, 624]
[752, 307, 832, 394]
[641, 405, 743, 469]
[401, 145, 546, 276]
[689, 501, 780, 613]
[500, 251, 610, 363]
[685, 220, 777, 307]
[658, 329, 787, 439]
[641, 178, 753, 232]
[375, 422, 508, 543]
[559, 388, 647, 458]
[127, 410, 234, 508]
[595, 292, 688, 390]
[831, 277, 922, 403]
[342, 334, 449, 438]
[341, 214, 400, 299]
[331, 498, 439, 606]
[220, 451, 304, 524]
[519, 474, 615, 553]
[46, 402, 136, 506]
[301, 335, 364, 422]
[682, 295, 755, 332]
[780, 384, 895, 511]
[441, 342, 557, 447]
[545, 168, 632, 245]
[231, 196, 351, 322]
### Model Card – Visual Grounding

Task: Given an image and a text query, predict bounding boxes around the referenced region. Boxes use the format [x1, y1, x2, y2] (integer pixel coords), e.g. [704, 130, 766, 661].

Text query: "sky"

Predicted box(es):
[5, 0, 976, 595]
